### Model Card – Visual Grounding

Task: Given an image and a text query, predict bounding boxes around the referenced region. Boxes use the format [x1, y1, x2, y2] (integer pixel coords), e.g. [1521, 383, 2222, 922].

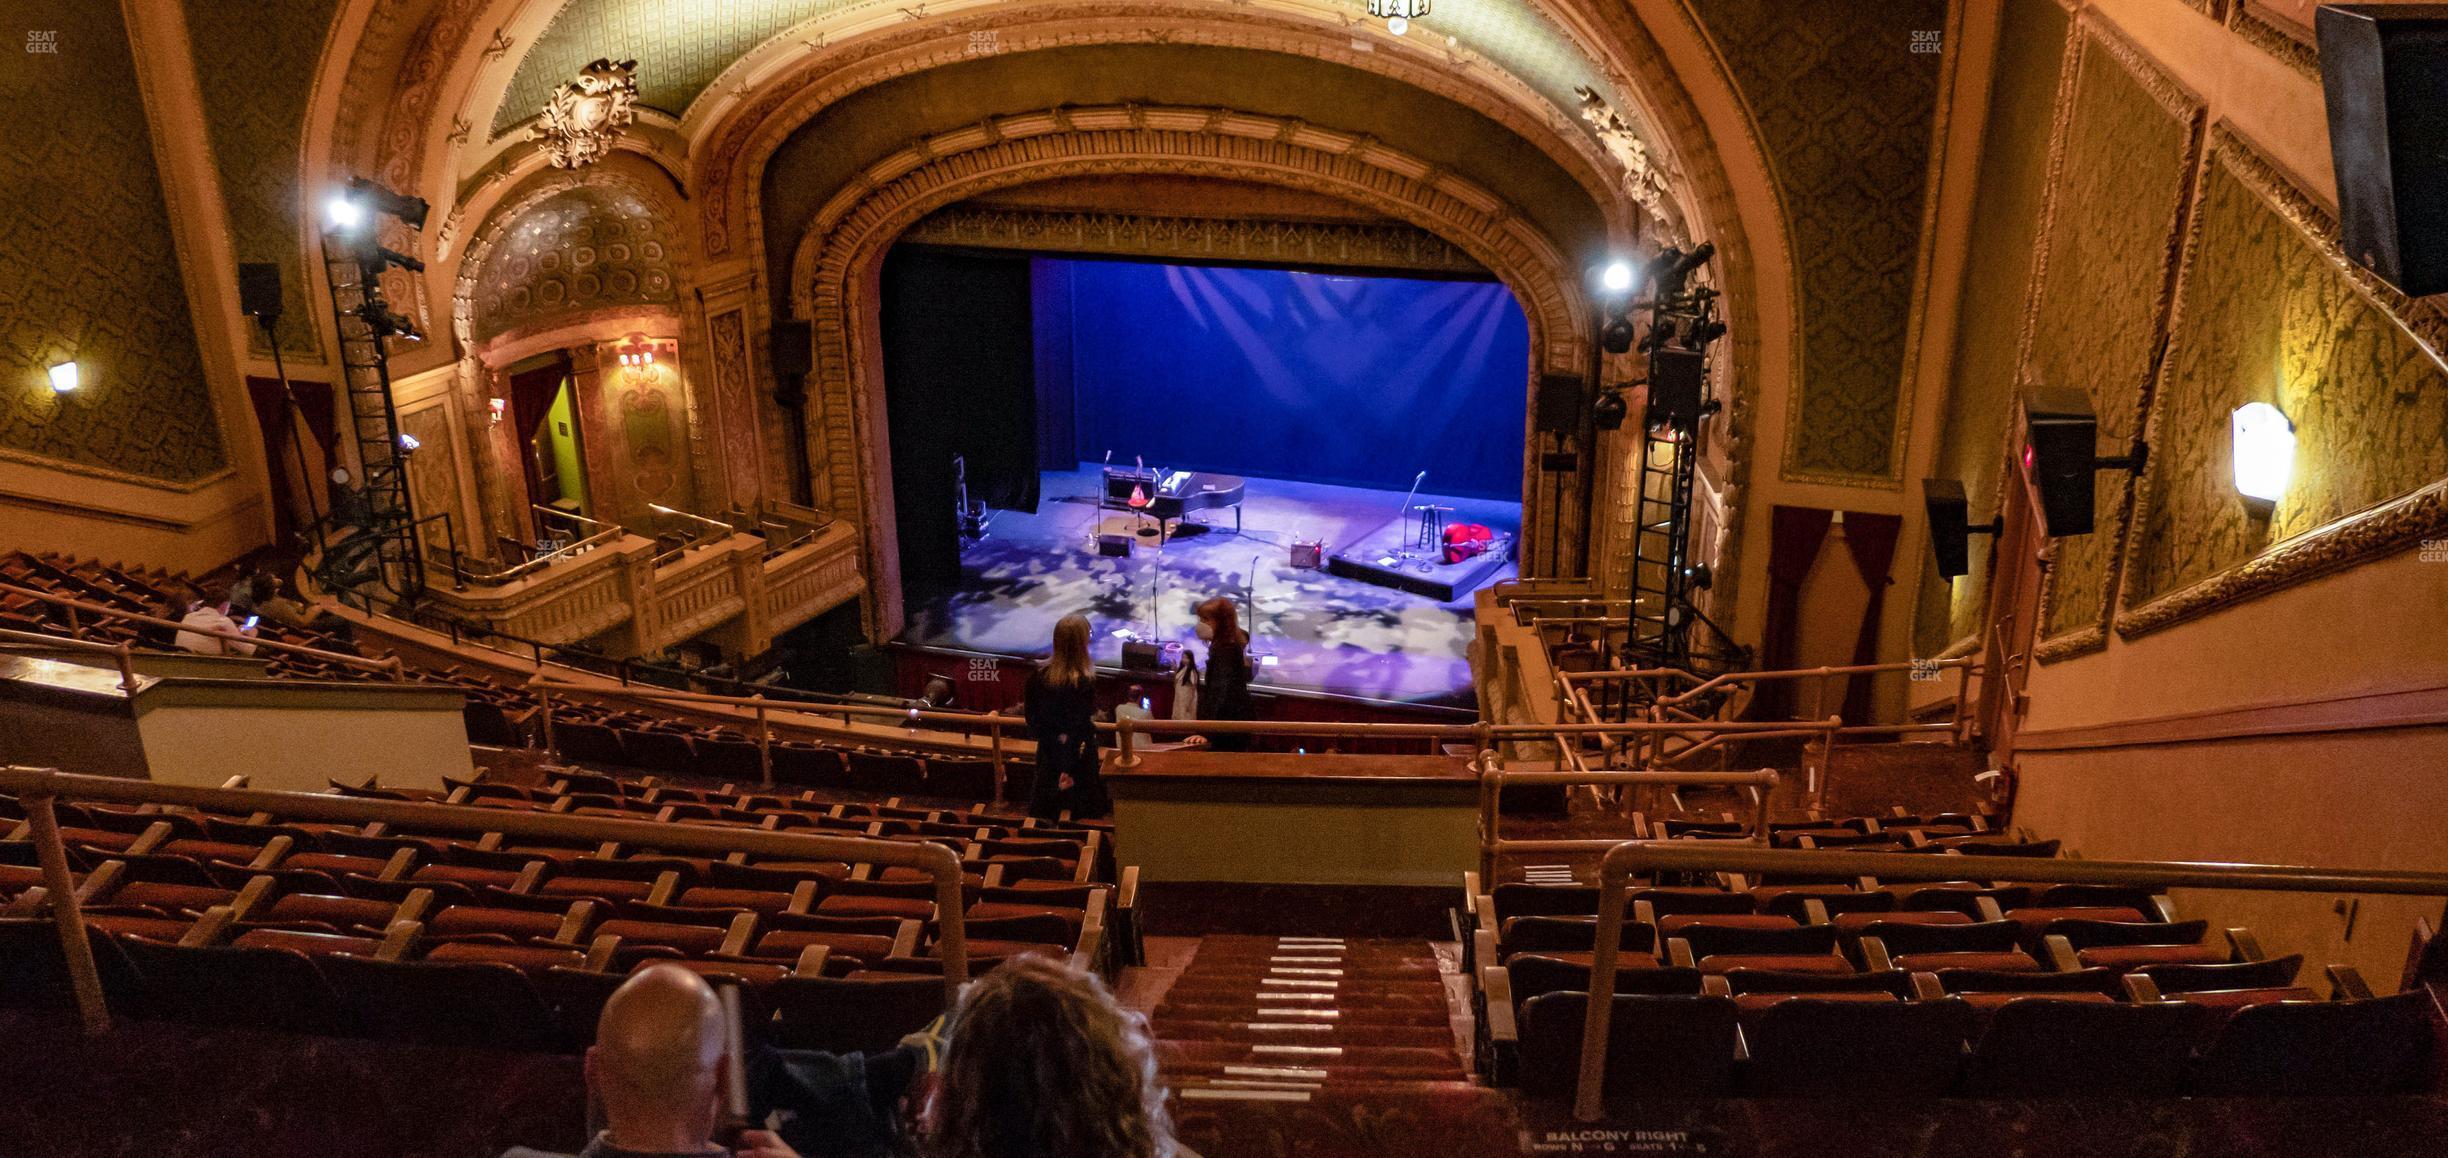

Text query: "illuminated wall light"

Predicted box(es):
[488, 397, 508, 425]
[325, 192, 366, 231]
[1600, 260, 1635, 295]
[46, 360, 80, 394]
[2229, 400, 2294, 513]
[397, 432, 422, 454]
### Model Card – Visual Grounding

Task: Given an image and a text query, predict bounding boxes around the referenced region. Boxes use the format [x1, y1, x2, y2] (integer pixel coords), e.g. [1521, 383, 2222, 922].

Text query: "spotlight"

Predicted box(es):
[46, 360, 79, 394]
[1601, 316, 1638, 354]
[1593, 389, 1628, 430]
[359, 302, 423, 341]
[325, 192, 366, 232]
[396, 433, 422, 454]
[1684, 562, 1714, 591]
[347, 177, 429, 231]
[1601, 260, 1635, 295]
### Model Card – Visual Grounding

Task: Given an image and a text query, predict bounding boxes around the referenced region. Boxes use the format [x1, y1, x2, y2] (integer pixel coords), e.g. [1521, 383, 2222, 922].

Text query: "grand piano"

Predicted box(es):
[1103, 466, 1246, 544]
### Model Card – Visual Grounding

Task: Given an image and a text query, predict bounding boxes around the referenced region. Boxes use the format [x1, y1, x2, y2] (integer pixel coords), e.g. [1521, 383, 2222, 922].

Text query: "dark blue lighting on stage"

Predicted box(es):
[1036, 259, 1530, 500]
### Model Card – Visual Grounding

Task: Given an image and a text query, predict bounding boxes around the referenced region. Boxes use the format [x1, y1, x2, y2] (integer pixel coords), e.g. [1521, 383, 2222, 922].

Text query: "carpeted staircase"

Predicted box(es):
[1147, 934, 1518, 1155]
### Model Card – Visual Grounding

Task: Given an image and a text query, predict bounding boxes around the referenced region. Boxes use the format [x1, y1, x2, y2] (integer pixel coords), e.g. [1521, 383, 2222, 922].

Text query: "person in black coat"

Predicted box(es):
[1023, 613, 1110, 820]
[1193, 597, 1255, 752]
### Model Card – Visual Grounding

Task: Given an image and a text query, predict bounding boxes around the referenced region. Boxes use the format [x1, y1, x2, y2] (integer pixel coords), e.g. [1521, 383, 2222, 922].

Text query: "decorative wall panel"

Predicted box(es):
[2022, 23, 2204, 659]
[0, 0, 227, 483]
[1687, 0, 1949, 483]
[182, 0, 339, 359]
[469, 185, 680, 343]
[2119, 129, 2448, 634]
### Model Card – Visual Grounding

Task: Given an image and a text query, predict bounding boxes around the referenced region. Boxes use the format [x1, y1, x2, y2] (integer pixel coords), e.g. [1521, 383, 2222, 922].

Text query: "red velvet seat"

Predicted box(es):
[427, 940, 586, 974]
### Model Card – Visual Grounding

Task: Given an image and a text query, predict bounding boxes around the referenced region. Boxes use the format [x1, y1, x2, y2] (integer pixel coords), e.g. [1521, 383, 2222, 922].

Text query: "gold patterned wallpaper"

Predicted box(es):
[182, 0, 339, 360]
[2120, 130, 2448, 623]
[2022, 24, 2203, 656]
[1687, 0, 1950, 483]
[0, 0, 227, 483]
[1913, 0, 2070, 658]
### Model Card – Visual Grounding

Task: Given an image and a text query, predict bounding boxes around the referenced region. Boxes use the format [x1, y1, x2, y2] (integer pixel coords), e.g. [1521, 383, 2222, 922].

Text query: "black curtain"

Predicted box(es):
[880, 247, 1039, 601]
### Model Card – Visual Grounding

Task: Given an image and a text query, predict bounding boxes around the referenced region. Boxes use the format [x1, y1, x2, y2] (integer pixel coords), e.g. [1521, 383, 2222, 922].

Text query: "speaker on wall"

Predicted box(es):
[237, 262, 283, 324]
[2318, 5, 2448, 298]
[769, 321, 813, 409]
[1534, 372, 1585, 435]
[2022, 386, 2101, 538]
[1646, 347, 1708, 430]
[1121, 641, 1166, 672]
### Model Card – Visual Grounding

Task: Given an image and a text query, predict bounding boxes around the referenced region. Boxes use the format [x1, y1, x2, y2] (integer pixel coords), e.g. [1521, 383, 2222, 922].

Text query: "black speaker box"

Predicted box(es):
[1121, 641, 1166, 672]
[238, 262, 283, 322]
[1923, 477, 1973, 579]
[2022, 386, 2099, 538]
[1097, 533, 1134, 558]
[1646, 347, 1708, 429]
[769, 321, 813, 408]
[1534, 373, 1585, 434]
[2320, 5, 2448, 298]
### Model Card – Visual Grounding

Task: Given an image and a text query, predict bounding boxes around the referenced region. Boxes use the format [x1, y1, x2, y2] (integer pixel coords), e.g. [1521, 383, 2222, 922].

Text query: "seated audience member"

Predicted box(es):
[923, 953, 1180, 1158]
[135, 590, 193, 652]
[173, 595, 258, 657]
[919, 675, 957, 710]
[503, 964, 797, 1158]
[749, 1016, 943, 1158]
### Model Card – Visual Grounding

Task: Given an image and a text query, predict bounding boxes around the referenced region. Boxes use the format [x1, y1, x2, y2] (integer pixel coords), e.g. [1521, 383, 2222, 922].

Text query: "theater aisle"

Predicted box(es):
[1135, 935, 1515, 1156]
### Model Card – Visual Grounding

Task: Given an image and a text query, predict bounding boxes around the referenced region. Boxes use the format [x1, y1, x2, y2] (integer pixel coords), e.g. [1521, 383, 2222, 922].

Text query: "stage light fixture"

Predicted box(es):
[1601, 317, 1638, 354]
[1388, 15, 1409, 35]
[396, 432, 422, 454]
[1369, 0, 1431, 37]
[347, 177, 429, 231]
[46, 360, 79, 394]
[1601, 260, 1635, 295]
[325, 192, 366, 232]
[1592, 389, 1628, 430]
[2230, 401, 2295, 514]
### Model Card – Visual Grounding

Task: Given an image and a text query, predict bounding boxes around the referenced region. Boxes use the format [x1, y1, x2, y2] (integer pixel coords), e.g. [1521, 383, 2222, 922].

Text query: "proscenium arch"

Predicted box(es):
[782, 107, 1591, 636]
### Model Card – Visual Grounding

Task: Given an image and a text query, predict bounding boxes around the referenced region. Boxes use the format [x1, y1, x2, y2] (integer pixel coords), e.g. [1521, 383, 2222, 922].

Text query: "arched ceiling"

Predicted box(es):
[488, 0, 1636, 146]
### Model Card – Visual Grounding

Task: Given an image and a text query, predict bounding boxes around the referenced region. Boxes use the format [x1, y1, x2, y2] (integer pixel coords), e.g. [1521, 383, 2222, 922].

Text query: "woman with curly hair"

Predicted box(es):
[922, 953, 1179, 1158]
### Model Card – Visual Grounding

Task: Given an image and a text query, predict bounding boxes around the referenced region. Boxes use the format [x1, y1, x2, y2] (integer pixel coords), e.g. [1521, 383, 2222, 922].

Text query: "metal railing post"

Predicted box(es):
[754, 695, 773, 788]
[112, 642, 138, 695]
[1752, 768, 1775, 841]
[537, 681, 557, 755]
[988, 711, 1008, 803]
[1116, 717, 1140, 769]
[1574, 852, 1631, 1122]
[23, 794, 109, 1035]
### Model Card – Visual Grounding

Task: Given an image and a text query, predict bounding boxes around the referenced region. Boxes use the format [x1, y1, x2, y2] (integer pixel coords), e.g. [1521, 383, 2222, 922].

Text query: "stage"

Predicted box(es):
[896, 466, 1519, 707]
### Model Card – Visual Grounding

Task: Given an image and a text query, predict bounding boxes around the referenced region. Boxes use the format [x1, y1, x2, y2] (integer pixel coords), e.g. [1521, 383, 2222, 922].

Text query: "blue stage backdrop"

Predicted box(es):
[1037, 259, 1530, 500]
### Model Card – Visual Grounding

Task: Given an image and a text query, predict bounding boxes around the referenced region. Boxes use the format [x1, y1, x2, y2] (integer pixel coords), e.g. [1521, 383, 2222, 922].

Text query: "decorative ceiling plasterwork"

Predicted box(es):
[693, 4, 1639, 263]
[530, 57, 640, 167]
[901, 206, 1490, 276]
[490, 0, 1641, 147]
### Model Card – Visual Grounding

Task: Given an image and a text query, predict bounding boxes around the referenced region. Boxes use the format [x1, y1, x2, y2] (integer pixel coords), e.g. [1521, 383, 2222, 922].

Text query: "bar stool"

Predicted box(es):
[1412, 504, 1452, 553]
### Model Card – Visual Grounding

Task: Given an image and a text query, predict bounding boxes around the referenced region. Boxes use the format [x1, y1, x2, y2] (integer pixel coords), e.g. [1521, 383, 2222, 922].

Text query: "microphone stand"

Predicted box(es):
[1393, 470, 1426, 559]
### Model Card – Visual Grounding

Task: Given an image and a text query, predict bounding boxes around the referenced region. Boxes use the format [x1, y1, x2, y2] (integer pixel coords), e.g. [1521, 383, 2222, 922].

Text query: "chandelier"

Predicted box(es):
[1368, 0, 1430, 36]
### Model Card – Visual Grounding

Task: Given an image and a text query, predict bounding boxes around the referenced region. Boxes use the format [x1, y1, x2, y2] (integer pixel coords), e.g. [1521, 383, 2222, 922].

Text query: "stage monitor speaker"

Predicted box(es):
[1122, 641, 1166, 672]
[1534, 372, 1585, 434]
[2023, 386, 2100, 538]
[1098, 533, 1134, 558]
[770, 321, 813, 408]
[1646, 347, 1708, 429]
[238, 262, 283, 323]
[2319, 6, 2448, 298]
[1923, 477, 1974, 579]
[1290, 539, 1323, 569]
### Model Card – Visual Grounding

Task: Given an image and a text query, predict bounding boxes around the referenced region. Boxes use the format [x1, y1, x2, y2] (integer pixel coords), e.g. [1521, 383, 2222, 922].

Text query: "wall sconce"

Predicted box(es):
[396, 432, 422, 455]
[47, 360, 80, 394]
[2230, 401, 2295, 516]
[488, 396, 508, 426]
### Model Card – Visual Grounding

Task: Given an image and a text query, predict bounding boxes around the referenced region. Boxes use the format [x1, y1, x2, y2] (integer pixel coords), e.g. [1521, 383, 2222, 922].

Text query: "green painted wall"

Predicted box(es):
[541, 379, 589, 515]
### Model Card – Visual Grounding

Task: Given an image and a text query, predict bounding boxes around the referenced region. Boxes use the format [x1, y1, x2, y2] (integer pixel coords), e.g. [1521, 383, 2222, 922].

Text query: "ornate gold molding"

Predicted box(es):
[531, 58, 640, 170]
[2113, 124, 2448, 641]
[2025, 15, 2207, 664]
[2229, 2, 2319, 83]
[898, 206, 1488, 275]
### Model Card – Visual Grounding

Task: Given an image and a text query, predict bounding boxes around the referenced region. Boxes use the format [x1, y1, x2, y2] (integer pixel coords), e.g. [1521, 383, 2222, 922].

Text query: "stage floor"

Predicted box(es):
[897, 465, 1520, 706]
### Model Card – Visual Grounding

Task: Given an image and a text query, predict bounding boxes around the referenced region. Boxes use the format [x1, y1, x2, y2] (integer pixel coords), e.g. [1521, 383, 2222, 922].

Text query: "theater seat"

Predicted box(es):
[1503, 956, 1698, 1001]
[2188, 992, 2435, 1096]
[427, 940, 587, 974]
[1740, 998, 1973, 1097]
[767, 973, 947, 1054]
[320, 954, 564, 1052]
[1517, 993, 1738, 1100]
[1960, 999, 2217, 1097]
[116, 938, 349, 1035]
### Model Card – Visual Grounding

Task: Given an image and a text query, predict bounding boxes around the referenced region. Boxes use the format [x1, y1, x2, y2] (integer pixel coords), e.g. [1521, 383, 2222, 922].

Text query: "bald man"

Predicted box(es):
[504, 964, 796, 1158]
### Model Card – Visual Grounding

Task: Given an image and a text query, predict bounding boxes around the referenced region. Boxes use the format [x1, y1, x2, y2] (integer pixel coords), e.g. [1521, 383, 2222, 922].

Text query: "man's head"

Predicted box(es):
[585, 964, 731, 1151]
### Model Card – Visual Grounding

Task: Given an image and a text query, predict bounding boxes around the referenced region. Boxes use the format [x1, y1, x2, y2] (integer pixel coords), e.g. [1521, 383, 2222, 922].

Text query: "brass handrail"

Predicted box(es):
[1477, 767, 1779, 881]
[0, 626, 141, 694]
[0, 583, 407, 682]
[1569, 841, 2448, 1121]
[0, 765, 971, 1036]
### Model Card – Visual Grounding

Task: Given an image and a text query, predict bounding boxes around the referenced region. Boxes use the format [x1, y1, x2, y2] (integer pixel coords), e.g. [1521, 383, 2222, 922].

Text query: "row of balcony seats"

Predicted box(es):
[4, 552, 1040, 809]
[0, 779, 1130, 1055]
[1465, 807, 2436, 1103]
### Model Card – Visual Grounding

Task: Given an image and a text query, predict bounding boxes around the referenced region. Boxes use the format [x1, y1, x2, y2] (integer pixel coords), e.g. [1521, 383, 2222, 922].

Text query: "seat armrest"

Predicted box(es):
[1802, 899, 1831, 926]
[1976, 896, 2005, 922]
[2121, 973, 2167, 1002]
[1861, 937, 1895, 973]
[124, 821, 174, 857]
[554, 900, 597, 944]
[1479, 964, 1517, 1044]
[2150, 894, 2180, 923]
[229, 875, 275, 922]
[1700, 974, 1732, 997]
[378, 847, 417, 882]
[584, 933, 622, 971]
[393, 887, 437, 928]
[1633, 899, 1658, 928]
[2225, 927, 2267, 962]
[2044, 933, 2083, 972]
[1667, 938, 1696, 970]
[1908, 971, 1946, 1001]
[1071, 922, 1106, 974]
[889, 918, 922, 960]
[719, 912, 758, 957]
[2327, 964, 2377, 1001]
[646, 870, 680, 907]
[180, 905, 235, 948]
[247, 835, 294, 871]
[377, 918, 423, 961]
[792, 944, 830, 977]
[1475, 927, 1500, 970]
